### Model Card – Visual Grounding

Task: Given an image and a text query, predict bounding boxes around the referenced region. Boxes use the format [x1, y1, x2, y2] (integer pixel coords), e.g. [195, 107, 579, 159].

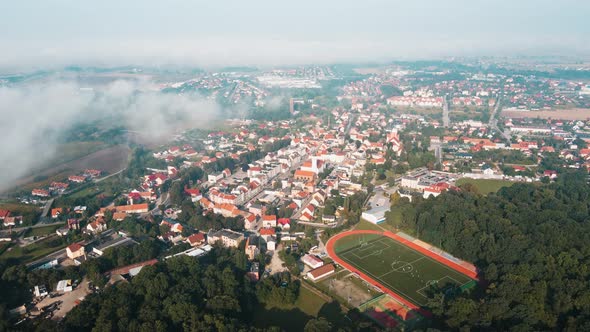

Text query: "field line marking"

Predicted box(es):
[354, 241, 390, 259]
[378, 257, 424, 279]
[336, 234, 474, 308]
[416, 275, 467, 298]
[340, 253, 425, 306]
[387, 236, 475, 282]
[343, 243, 426, 303]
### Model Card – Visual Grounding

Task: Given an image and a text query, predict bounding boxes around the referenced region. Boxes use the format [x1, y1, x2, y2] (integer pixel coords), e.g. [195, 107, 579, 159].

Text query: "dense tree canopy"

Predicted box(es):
[61, 248, 260, 332]
[387, 171, 590, 330]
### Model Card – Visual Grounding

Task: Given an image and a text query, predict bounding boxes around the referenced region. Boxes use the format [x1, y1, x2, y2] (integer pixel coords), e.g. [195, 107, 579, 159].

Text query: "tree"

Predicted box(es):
[388, 171, 590, 330]
[304, 317, 332, 332]
[168, 181, 184, 206]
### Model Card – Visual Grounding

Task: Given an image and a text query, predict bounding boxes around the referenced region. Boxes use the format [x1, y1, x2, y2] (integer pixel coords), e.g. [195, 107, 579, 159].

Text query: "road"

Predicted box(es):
[297, 220, 337, 228]
[443, 95, 450, 128]
[291, 195, 314, 221]
[434, 144, 443, 165]
[26, 230, 115, 268]
[239, 152, 310, 208]
[488, 95, 511, 143]
[40, 199, 54, 219]
[291, 163, 340, 222]
[94, 168, 126, 183]
[26, 247, 67, 268]
[344, 114, 357, 135]
[0, 221, 65, 235]
[151, 192, 169, 215]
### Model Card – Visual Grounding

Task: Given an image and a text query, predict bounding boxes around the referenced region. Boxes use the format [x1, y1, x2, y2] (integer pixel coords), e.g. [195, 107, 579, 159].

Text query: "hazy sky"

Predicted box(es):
[1, 0, 589, 68]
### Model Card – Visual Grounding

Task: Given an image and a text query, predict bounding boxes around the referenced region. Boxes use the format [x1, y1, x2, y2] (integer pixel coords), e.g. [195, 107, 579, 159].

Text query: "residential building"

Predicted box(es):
[186, 233, 206, 247]
[66, 243, 85, 260]
[261, 215, 277, 228]
[207, 229, 244, 248]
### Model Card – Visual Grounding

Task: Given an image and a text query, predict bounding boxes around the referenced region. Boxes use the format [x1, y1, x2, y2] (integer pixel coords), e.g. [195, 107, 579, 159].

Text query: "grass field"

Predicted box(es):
[24, 224, 63, 237]
[355, 219, 386, 232]
[0, 201, 42, 224]
[253, 286, 329, 331]
[67, 184, 105, 200]
[0, 236, 67, 263]
[265, 285, 327, 316]
[293, 286, 327, 316]
[0, 202, 42, 214]
[456, 178, 514, 194]
[333, 233, 474, 307]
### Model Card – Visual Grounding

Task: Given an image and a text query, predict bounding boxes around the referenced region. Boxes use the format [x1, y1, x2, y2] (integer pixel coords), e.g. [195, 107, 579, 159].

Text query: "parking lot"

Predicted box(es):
[34, 278, 92, 320]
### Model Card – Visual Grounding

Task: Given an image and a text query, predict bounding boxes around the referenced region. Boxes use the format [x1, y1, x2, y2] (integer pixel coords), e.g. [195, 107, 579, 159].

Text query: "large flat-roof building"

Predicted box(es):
[361, 205, 390, 224]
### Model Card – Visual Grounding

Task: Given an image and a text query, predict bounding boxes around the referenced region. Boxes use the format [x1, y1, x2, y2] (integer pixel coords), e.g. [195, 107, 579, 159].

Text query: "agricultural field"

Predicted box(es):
[331, 232, 475, 307]
[45, 141, 109, 168]
[6, 144, 130, 194]
[503, 108, 590, 121]
[456, 178, 514, 194]
[391, 106, 442, 115]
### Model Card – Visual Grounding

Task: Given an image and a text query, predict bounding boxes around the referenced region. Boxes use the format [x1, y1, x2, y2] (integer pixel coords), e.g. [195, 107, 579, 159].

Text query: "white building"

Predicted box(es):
[302, 254, 324, 269]
[361, 206, 389, 224]
[307, 264, 335, 282]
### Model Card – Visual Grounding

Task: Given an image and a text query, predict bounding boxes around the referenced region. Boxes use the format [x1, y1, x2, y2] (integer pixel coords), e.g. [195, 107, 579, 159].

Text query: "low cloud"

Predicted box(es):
[0, 79, 222, 191]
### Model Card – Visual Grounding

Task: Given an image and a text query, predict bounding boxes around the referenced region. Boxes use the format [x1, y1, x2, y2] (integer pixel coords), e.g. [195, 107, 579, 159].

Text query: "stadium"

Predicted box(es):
[326, 230, 478, 326]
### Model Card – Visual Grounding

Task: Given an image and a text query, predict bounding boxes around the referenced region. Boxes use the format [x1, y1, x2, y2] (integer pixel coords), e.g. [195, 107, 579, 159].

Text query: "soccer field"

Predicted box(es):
[333, 233, 475, 307]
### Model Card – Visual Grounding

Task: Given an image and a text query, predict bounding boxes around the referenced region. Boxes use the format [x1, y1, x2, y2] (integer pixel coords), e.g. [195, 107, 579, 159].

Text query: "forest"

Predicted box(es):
[386, 171, 590, 330]
[3, 246, 365, 332]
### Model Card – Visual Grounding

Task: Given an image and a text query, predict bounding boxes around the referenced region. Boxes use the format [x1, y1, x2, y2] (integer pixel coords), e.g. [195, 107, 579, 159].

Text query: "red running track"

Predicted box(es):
[325, 230, 479, 318]
[384, 231, 478, 280]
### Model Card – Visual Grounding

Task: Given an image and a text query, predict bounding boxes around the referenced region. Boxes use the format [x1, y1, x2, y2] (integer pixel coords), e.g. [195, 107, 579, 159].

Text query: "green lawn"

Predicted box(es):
[0, 202, 42, 225]
[24, 224, 64, 237]
[252, 286, 327, 331]
[262, 285, 327, 316]
[66, 175, 120, 200]
[334, 234, 475, 307]
[355, 220, 386, 232]
[0, 202, 42, 213]
[456, 178, 515, 195]
[295, 286, 328, 316]
[0, 236, 67, 263]
[67, 185, 104, 199]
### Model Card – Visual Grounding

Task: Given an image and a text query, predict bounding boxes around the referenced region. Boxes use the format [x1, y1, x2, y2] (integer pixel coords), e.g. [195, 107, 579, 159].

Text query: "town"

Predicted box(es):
[2, 59, 590, 330]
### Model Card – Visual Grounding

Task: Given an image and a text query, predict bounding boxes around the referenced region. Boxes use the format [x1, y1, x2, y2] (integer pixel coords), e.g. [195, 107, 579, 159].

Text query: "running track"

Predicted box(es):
[325, 230, 479, 318]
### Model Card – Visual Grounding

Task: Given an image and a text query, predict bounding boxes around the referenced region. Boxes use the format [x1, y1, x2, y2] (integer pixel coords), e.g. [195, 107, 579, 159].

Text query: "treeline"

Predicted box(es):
[62, 250, 258, 332]
[321, 190, 370, 243]
[125, 147, 167, 180]
[256, 271, 299, 307]
[386, 171, 590, 330]
[21, 247, 307, 332]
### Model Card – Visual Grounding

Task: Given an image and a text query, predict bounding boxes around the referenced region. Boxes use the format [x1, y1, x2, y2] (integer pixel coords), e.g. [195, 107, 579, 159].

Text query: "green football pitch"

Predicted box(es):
[334, 233, 475, 307]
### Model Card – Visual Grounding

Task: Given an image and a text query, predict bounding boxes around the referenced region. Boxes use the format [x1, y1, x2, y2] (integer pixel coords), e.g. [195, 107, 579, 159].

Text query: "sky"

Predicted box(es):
[1, 0, 589, 69]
